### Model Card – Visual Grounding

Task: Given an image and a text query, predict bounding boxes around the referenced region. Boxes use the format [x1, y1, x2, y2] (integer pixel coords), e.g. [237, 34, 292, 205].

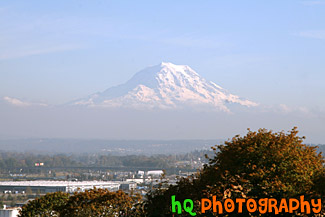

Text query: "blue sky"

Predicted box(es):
[1, 0, 325, 108]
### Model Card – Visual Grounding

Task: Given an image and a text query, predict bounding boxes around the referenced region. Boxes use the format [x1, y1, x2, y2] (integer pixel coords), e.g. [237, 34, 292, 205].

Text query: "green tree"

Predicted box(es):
[19, 192, 69, 217]
[20, 188, 144, 217]
[59, 188, 143, 217]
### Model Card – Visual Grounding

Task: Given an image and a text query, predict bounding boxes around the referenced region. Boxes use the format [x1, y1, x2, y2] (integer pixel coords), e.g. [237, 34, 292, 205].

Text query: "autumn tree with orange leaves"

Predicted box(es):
[145, 128, 325, 216]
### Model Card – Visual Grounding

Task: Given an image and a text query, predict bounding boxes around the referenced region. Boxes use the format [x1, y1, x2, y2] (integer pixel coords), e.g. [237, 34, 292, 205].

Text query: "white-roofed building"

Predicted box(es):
[147, 170, 164, 177]
[0, 206, 20, 217]
[0, 181, 120, 194]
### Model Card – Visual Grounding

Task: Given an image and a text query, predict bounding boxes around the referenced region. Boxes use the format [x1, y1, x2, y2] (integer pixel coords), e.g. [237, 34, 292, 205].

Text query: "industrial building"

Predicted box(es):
[0, 206, 20, 217]
[0, 181, 120, 194]
[119, 182, 137, 191]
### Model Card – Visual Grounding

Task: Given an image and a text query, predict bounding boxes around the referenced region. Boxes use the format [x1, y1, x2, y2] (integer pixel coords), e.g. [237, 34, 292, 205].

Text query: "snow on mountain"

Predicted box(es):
[71, 62, 258, 112]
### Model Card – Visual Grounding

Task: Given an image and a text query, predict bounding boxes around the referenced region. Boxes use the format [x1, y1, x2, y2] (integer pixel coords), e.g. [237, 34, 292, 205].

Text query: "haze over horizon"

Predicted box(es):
[1, 1, 325, 143]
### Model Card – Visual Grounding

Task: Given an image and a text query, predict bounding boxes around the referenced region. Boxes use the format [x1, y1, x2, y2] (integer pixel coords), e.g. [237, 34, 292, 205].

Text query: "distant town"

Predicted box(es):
[1, 143, 324, 214]
[0, 146, 213, 212]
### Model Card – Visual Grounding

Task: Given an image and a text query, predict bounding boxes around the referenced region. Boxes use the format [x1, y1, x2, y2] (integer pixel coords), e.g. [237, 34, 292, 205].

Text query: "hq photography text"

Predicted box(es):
[171, 195, 322, 216]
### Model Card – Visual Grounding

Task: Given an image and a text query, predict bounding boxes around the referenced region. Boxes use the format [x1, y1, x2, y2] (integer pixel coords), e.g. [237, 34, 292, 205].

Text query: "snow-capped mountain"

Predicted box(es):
[72, 62, 257, 112]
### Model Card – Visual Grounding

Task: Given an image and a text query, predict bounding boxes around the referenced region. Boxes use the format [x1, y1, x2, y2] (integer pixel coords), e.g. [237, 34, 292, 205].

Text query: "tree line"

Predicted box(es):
[0, 151, 212, 170]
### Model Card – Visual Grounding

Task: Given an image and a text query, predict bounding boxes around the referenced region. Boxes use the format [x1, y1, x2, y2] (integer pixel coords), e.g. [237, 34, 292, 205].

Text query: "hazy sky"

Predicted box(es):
[1, 0, 324, 105]
[1, 1, 325, 142]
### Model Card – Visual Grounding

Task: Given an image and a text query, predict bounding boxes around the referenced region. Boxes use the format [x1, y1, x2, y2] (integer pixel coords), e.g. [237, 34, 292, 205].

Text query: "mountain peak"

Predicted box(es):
[71, 63, 258, 111]
[160, 61, 187, 70]
[160, 62, 199, 76]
